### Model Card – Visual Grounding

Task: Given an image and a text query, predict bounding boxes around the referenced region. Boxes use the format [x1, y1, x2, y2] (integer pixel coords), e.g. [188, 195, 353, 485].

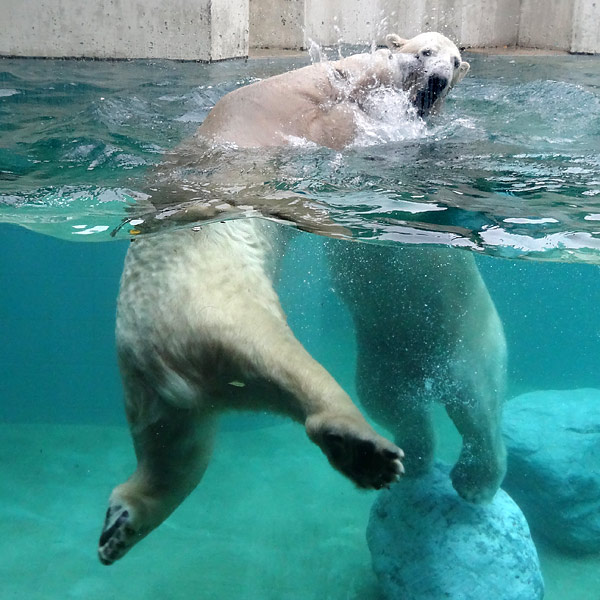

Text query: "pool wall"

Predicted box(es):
[0, 0, 249, 60]
[0, 0, 598, 59]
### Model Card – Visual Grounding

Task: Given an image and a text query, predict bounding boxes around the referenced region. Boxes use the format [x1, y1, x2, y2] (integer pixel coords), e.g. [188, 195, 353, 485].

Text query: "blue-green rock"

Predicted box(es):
[503, 388, 600, 554]
[367, 463, 543, 600]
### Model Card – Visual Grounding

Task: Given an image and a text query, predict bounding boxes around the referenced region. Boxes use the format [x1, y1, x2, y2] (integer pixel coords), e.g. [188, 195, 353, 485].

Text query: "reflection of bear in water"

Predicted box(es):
[98, 32, 506, 565]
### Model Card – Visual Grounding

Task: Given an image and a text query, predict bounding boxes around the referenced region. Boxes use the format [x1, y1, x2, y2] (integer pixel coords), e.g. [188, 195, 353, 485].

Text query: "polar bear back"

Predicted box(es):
[196, 50, 406, 150]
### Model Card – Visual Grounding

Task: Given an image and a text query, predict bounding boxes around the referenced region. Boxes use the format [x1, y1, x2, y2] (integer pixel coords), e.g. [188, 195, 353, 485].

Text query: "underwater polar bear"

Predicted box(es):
[98, 32, 506, 565]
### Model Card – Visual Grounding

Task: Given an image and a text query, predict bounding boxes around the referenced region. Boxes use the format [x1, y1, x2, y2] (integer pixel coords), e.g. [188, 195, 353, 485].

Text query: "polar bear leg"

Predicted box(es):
[444, 353, 507, 504]
[327, 241, 438, 476]
[446, 399, 506, 504]
[327, 241, 506, 502]
[98, 401, 217, 565]
[354, 350, 436, 476]
[221, 317, 405, 490]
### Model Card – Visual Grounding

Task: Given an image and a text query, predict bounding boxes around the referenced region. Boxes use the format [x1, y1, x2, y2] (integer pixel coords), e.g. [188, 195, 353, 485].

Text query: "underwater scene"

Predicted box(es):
[1, 49, 600, 599]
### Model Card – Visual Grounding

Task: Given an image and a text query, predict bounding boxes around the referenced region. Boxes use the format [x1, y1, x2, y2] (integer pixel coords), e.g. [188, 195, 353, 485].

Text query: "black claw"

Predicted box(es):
[99, 555, 113, 566]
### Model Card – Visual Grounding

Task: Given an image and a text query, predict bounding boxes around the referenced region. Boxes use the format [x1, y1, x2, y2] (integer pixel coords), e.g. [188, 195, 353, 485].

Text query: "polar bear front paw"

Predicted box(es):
[307, 414, 405, 489]
[98, 502, 138, 565]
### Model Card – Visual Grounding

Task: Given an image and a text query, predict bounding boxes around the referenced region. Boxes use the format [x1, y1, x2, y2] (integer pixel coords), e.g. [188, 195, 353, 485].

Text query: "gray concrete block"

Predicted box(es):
[518, 0, 574, 50]
[0, 0, 249, 60]
[250, 0, 305, 49]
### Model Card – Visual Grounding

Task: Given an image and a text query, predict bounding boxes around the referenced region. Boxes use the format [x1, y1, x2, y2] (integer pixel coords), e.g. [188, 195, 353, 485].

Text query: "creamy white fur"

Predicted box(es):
[198, 32, 469, 150]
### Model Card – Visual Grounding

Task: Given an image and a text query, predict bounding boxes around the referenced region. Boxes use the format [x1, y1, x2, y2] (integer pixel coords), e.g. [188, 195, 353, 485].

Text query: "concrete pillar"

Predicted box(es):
[571, 0, 600, 53]
[0, 0, 249, 61]
[518, 0, 574, 50]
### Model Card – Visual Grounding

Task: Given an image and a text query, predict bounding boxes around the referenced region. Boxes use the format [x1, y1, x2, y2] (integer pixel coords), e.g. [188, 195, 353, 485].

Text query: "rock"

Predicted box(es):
[367, 463, 543, 600]
[503, 388, 600, 554]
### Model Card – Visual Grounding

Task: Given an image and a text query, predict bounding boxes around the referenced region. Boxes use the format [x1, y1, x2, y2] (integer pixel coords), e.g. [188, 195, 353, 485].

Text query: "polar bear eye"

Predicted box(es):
[453, 57, 461, 69]
[421, 49, 432, 57]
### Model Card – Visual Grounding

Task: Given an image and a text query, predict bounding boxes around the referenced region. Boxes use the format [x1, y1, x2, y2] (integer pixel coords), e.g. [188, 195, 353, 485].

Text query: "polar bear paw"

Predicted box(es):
[450, 447, 506, 504]
[98, 502, 139, 565]
[306, 414, 404, 489]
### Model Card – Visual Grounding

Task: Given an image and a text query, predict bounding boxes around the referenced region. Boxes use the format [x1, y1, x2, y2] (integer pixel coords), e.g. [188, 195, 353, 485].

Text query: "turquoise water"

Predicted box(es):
[1, 52, 600, 598]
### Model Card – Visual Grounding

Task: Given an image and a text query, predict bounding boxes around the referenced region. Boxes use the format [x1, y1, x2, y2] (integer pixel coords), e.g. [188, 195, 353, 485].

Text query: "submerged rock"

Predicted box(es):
[367, 463, 543, 600]
[503, 388, 600, 554]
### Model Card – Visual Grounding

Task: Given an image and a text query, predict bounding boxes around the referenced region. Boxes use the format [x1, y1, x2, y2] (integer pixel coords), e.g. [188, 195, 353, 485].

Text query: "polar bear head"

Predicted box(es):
[386, 32, 470, 117]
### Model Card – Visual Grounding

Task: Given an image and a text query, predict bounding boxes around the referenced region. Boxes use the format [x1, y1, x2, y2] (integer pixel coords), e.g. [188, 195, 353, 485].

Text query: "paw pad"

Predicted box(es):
[316, 423, 405, 489]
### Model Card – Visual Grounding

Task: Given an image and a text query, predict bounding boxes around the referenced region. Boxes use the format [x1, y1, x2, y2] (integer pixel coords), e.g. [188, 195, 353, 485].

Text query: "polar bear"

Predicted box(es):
[197, 32, 470, 149]
[98, 220, 404, 566]
[98, 32, 503, 565]
[327, 243, 507, 502]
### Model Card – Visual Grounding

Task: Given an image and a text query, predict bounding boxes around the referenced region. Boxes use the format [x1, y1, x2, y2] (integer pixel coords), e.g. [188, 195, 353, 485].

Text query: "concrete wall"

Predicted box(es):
[520, 0, 600, 53]
[572, 0, 600, 53]
[0, 0, 598, 58]
[249, 0, 304, 49]
[519, 0, 574, 51]
[0, 0, 249, 60]
[253, 0, 599, 53]
[304, 0, 383, 47]
[303, 0, 521, 49]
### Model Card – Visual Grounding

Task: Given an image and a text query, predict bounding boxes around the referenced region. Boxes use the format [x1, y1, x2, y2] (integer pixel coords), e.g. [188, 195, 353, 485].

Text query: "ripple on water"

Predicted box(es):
[0, 53, 599, 262]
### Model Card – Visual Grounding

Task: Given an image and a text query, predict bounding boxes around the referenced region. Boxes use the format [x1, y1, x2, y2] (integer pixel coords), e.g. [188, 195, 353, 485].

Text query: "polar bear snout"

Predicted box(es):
[430, 73, 449, 90]
[414, 73, 450, 117]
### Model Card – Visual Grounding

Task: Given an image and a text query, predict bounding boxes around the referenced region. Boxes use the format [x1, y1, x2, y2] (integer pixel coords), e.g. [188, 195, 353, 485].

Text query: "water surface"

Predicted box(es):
[1, 52, 599, 261]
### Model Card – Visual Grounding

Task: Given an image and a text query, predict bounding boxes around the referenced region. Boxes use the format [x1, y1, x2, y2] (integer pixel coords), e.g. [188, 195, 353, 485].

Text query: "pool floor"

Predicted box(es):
[1, 416, 598, 600]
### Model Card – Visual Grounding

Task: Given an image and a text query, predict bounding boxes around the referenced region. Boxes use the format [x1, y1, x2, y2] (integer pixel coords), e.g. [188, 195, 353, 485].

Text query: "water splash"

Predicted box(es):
[352, 88, 428, 146]
[307, 39, 325, 64]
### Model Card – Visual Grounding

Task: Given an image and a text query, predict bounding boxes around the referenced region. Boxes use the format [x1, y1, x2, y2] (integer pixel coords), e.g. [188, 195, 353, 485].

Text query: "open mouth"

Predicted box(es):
[413, 75, 449, 117]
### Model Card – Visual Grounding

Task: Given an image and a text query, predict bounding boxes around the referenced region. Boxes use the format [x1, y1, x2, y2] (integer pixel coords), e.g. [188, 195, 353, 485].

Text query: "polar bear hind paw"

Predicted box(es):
[450, 452, 506, 504]
[307, 416, 405, 489]
[98, 503, 137, 565]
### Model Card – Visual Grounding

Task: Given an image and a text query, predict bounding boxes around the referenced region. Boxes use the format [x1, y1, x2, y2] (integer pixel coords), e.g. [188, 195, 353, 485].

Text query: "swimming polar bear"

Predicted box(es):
[198, 32, 470, 149]
[98, 32, 504, 565]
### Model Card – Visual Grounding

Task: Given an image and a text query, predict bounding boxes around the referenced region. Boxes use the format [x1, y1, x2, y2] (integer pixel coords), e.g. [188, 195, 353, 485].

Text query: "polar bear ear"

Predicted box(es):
[386, 34, 408, 49]
[456, 60, 470, 83]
